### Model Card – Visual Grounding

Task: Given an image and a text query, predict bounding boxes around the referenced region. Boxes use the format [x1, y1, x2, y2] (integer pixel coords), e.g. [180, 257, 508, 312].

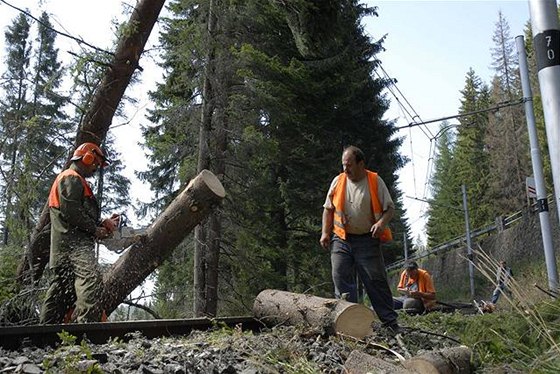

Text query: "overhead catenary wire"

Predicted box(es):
[395, 97, 525, 131]
[373, 62, 434, 201]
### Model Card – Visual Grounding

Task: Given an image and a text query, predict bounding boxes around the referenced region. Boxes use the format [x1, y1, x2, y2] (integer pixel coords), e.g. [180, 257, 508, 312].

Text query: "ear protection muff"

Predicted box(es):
[72, 142, 108, 167]
[81, 150, 96, 166]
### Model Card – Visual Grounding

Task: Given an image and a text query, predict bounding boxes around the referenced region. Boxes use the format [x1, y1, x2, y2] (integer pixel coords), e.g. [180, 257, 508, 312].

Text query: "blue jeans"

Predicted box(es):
[331, 234, 398, 325]
[491, 283, 506, 304]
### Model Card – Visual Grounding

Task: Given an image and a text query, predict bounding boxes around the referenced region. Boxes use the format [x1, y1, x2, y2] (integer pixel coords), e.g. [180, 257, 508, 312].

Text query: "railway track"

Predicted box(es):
[0, 316, 263, 350]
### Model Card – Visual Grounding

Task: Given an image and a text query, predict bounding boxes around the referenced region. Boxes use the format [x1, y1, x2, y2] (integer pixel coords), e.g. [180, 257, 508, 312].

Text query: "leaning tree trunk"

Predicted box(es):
[253, 289, 375, 339]
[17, 0, 167, 285]
[101, 170, 225, 315]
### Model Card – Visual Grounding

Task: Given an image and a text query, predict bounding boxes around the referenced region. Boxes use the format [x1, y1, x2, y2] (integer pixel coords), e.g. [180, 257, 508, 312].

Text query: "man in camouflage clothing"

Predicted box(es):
[40, 143, 120, 324]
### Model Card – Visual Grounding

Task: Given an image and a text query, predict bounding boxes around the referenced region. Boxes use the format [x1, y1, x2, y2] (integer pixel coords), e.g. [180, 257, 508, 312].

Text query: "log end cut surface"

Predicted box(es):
[334, 303, 374, 339]
[200, 169, 225, 198]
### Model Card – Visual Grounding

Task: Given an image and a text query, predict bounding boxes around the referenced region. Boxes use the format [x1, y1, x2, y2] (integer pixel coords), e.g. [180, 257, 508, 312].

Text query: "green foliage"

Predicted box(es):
[0, 245, 19, 303]
[401, 301, 560, 373]
[43, 331, 103, 373]
[141, 0, 406, 317]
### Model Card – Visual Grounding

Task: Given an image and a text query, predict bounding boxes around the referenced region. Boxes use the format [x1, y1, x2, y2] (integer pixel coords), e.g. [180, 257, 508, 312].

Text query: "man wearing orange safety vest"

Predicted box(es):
[320, 145, 399, 332]
[40, 142, 120, 324]
[394, 261, 436, 314]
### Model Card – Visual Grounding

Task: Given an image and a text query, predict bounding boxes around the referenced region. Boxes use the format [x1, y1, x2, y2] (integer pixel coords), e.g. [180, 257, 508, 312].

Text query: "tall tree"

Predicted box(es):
[486, 11, 530, 215]
[0, 13, 32, 246]
[142, 0, 407, 317]
[455, 69, 491, 229]
[426, 121, 461, 246]
[427, 69, 491, 245]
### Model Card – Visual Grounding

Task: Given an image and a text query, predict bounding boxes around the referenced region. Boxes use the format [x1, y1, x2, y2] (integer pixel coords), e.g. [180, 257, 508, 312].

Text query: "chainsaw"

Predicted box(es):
[101, 213, 147, 254]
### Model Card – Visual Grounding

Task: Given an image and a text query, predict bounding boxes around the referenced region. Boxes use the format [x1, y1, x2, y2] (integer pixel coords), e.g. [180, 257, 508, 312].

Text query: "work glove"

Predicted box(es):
[95, 227, 111, 240]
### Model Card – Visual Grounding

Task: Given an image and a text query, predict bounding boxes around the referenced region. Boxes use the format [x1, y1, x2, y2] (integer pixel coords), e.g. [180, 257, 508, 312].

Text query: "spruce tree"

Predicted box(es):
[426, 121, 461, 246]
[0, 13, 32, 246]
[486, 11, 530, 215]
[141, 0, 406, 317]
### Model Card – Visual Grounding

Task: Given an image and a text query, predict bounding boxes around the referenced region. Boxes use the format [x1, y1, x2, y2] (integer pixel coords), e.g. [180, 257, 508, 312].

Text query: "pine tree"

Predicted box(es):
[426, 121, 461, 245]
[486, 11, 530, 215]
[0, 13, 32, 246]
[427, 70, 492, 245]
[454, 69, 492, 230]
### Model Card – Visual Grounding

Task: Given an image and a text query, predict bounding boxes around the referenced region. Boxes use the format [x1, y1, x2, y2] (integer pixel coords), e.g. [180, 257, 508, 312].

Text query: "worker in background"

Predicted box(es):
[320, 145, 399, 332]
[490, 260, 513, 305]
[40, 142, 120, 324]
[394, 260, 436, 314]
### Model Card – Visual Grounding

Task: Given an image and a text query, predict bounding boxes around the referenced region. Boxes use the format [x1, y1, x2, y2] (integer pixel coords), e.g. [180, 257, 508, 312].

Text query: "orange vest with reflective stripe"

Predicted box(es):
[332, 171, 392, 242]
[48, 169, 93, 208]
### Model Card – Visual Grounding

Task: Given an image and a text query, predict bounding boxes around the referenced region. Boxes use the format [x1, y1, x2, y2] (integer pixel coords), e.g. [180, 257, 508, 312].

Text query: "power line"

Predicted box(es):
[0, 0, 114, 56]
[395, 98, 524, 130]
[377, 63, 435, 139]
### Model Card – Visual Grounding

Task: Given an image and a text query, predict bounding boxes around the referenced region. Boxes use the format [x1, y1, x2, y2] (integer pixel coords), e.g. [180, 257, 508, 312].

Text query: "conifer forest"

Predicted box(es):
[0, 0, 556, 325]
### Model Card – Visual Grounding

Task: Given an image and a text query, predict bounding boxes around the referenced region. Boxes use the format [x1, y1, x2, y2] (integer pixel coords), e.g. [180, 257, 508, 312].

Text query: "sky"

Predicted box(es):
[364, 0, 533, 244]
[0, 0, 538, 247]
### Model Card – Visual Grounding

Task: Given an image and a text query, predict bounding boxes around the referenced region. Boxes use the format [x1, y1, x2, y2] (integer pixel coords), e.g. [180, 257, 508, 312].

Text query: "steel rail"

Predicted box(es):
[0, 316, 262, 350]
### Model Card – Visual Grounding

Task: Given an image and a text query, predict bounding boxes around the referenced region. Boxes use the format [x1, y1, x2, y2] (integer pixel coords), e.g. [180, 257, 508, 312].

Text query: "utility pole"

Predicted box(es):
[403, 232, 408, 261]
[462, 185, 475, 299]
[529, 3, 560, 284]
[516, 35, 559, 291]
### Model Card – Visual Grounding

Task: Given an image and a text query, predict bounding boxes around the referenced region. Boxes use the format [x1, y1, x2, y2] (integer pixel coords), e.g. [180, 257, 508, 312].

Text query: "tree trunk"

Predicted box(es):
[101, 170, 225, 315]
[194, 0, 218, 317]
[253, 289, 375, 339]
[17, 0, 166, 285]
[403, 346, 472, 374]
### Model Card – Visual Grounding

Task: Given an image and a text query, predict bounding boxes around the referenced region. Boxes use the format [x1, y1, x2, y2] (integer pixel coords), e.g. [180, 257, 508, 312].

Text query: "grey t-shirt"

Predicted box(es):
[324, 173, 394, 235]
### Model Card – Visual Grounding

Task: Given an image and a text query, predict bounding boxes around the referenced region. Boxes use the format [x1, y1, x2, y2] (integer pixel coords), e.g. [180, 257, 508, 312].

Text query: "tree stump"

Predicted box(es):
[253, 289, 375, 339]
[403, 345, 472, 374]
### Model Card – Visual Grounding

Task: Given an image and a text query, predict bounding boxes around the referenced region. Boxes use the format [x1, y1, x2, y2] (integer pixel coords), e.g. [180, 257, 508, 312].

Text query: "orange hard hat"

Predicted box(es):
[71, 142, 109, 167]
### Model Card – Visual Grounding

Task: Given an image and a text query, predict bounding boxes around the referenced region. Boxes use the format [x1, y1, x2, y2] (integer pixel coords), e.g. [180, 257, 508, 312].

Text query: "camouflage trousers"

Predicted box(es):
[40, 243, 102, 324]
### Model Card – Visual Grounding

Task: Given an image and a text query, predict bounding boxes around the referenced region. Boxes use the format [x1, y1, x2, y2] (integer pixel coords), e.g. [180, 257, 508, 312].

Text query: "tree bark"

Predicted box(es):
[101, 170, 225, 315]
[253, 289, 375, 339]
[194, 0, 219, 317]
[17, 0, 167, 284]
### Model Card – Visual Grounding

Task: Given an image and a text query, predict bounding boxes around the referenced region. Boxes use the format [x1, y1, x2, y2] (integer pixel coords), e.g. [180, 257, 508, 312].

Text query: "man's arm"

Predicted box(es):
[396, 271, 409, 294]
[319, 207, 334, 249]
[410, 272, 436, 300]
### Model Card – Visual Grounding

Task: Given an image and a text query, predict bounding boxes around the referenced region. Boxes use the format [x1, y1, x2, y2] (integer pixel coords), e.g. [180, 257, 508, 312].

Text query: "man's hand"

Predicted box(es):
[409, 291, 421, 299]
[101, 214, 120, 233]
[319, 233, 331, 250]
[370, 221, 385, 238]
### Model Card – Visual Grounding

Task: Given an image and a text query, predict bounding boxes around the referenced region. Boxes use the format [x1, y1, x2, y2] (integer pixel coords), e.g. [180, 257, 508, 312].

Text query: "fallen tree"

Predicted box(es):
[253, 289, 375, 339]
[101, 170, 225, 315]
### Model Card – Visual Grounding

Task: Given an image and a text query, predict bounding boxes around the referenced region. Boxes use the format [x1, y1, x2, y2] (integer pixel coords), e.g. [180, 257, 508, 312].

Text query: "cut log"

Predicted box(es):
[101, 170, 225, 314]
[343, 350, 409, 374]
[253, 289, 375, 339]
[403, 346, 472, 374]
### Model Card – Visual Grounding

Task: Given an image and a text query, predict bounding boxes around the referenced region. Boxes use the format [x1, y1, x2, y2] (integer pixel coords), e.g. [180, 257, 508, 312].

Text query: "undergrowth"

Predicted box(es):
[400, 278, 560, 372]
